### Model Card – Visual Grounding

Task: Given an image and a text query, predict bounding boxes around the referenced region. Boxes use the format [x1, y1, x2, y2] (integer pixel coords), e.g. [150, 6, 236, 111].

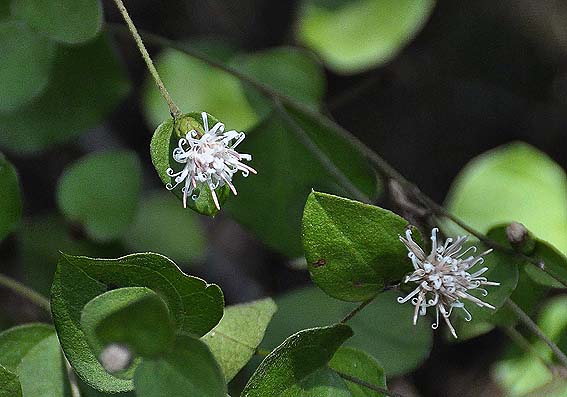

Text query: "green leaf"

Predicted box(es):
[329, 347, 387, 397]
[81, 287, 175, 359]
[144, 48, 258, 131]
[0, 324, 71, 396]
[226, 110, 378, 257]
[0, 20, 56, 112]
[297, 0, 436, 73]
[229, 47, 325, 119]
[263, 288, 432, 376]
[303, 191, 415, 301]
[203, 298, 277, 381]
[134, 335, 227, 397]
[446, 142, 567, 257]
[57, 150, 142, 241]
[123, 191, 207, 264]
[242, 324, 353, 397]
[11, 0, 102, 44]
[0, 154, 21, 241]
[0, 34, 130, 154]
[150, 113, 231, 216]
[0, 365, 21, 397]
[51, 252, 224, 393]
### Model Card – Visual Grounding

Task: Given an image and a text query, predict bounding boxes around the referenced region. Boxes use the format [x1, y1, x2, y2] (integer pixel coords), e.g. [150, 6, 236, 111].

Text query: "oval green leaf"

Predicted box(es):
[11, 0, 102, 44]
[297, 0, 436, 74]
[51, 252, 224, 393]
[446, 142, 567, 256]
[0, 154, 22, 241]
[134, 335, 226, 397]
[203, 298, 277, 381]
[57, 150, 142, 241]
[303, 191, 416, 301]
[0, 20, 56, 112]
[242, 324, 353, 397]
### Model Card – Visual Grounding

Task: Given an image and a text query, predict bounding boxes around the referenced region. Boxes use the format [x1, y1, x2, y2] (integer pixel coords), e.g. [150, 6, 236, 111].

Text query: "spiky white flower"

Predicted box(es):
[166, 112, 257, 210]
[397, 227, 500, 338]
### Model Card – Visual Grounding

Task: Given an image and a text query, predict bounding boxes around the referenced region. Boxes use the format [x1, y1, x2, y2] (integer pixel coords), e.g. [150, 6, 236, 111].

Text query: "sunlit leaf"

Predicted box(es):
[303, 191, 416, 301]
[0, 35, 130, 154]
[446, 142, 567, 256]
[57, 150, 142, 241]
[203, 298, 277, 381]
[0, 20, 56, 112]
[11, 0, 102, 44]
[144, 48, 257, 131]
[297, 0, 436, 73]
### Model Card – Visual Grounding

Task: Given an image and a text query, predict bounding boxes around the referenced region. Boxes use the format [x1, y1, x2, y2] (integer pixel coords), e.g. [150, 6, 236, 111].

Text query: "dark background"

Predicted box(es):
[2, 0, 566, 396]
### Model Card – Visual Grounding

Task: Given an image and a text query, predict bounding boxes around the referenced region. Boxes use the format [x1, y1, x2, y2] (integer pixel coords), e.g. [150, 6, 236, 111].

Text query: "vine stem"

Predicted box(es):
[505, 299, 567, 368]
[111, 0, 181, 118]
[334, 370, 404, 397]
[502, 326, 556, 374]
[0, 273, 50, 313]
[340, 297, 375, 324]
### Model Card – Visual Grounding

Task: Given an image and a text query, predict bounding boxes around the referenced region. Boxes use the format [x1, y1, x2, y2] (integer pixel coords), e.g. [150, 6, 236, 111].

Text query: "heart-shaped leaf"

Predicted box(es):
[134, 335, 226, 397]
[57, 150, 142, 241]
[0, 154, 22, 242]
[51, 252, 224, 393]
[150, 113, 231, 216]
[203, 298, 277, 381]
[11, 0, 102, 44]
[242, 324, 353, 397]
[303, 191, 417, 301]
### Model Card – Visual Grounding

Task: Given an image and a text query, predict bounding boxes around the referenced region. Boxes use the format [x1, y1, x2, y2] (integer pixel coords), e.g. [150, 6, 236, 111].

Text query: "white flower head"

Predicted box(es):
[397, 227, 500, 338]
[165, 112, 257, 210]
